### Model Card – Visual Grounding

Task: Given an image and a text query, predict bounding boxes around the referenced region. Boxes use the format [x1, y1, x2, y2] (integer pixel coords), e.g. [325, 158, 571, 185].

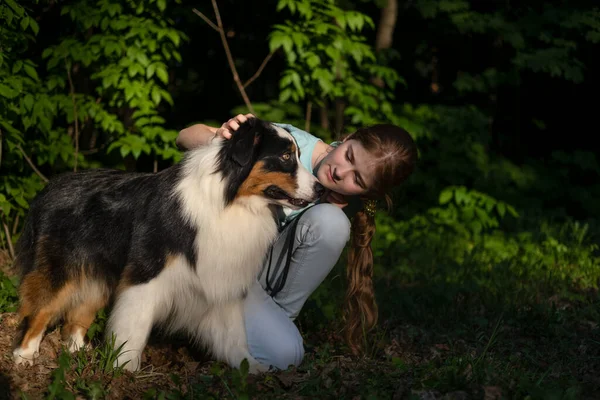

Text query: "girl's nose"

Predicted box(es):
[336, 165, 351, 180]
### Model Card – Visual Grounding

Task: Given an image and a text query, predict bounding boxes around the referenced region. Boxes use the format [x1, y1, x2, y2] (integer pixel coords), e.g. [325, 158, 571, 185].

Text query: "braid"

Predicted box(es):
[343, 208, 378, 355]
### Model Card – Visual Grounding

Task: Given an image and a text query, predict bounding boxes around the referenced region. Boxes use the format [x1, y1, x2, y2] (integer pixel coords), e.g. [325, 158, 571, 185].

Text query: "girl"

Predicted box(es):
[177, 114, 417, 370]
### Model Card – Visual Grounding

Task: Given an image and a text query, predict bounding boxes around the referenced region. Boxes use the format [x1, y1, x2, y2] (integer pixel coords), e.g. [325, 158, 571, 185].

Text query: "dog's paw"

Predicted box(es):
[247, 361, 270, 375]
[13, 347, 38, 366]
[65, 331, 88, 353]
[114, 351, 142, 372]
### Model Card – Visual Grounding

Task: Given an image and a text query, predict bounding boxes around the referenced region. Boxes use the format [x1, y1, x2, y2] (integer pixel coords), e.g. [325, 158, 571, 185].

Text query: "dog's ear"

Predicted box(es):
[230, 118, 263, 167]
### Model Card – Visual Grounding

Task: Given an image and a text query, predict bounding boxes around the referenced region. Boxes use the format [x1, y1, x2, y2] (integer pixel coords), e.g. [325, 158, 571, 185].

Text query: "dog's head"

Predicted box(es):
[217, 118, 324, 209]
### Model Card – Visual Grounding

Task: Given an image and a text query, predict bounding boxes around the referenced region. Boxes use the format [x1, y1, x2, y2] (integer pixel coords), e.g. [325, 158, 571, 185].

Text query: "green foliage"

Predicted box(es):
[1, 1, 599, 398]
[47, 0, 184, 162]
[0, 0, 46, 247]
[0, 270, 19, 312]
[269, 0, 406, 127]
[414, 0, 600, 92]
[47, 351, 76, 400]
[86, 308, 108, 342]
[0, 0, 184, 251]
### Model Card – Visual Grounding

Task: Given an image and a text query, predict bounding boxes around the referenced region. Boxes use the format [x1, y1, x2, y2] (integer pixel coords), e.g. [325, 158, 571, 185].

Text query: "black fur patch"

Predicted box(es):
[16, 167, 197, 288]
[216, 119, 298, 205]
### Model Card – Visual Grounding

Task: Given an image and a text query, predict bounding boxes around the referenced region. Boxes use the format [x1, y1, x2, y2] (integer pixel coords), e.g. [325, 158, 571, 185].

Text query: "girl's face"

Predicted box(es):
[316, 139, 375, 196]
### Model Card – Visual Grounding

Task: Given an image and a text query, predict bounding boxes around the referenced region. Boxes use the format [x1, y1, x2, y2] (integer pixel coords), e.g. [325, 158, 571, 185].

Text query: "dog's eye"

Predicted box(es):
[281, 152, 291, 161]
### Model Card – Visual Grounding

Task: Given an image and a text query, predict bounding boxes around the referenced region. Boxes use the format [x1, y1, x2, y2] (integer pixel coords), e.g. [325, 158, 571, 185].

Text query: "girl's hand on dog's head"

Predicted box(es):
[216, 114, 255, 140]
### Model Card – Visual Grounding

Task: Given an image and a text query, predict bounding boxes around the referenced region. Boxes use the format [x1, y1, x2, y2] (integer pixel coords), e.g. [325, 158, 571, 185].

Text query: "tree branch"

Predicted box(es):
[192, 8, 220, 32]
[243, 51, 275, 88]
[195, 1, 255, 115]
[66, 61, 80, 172]
[305, 101, 312, 132]
[1, 212, 15, 260]
[16, 144, 49, 183]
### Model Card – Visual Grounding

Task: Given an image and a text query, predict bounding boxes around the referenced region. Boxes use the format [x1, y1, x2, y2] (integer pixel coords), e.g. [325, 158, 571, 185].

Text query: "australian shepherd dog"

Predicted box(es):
[12, 118, 324, 372]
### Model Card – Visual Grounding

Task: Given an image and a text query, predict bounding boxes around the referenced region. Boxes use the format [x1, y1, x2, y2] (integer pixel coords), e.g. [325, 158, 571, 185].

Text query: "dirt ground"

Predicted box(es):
[0, 312, 216, 399]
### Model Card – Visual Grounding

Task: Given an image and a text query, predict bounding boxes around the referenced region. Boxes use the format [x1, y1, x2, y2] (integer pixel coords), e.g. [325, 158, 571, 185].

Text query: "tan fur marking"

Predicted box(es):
[18, 269, 53, 319]
[19, 281, 76, 349]
[62, 294, 107, 341]
[236, 161, 298, 199]
[165, 253, 178, 268]
[116, 269, 133, 297]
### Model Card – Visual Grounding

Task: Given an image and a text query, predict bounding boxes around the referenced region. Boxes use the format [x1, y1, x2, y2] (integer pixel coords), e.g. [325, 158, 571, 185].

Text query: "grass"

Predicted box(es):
[1, 216, 599, 399]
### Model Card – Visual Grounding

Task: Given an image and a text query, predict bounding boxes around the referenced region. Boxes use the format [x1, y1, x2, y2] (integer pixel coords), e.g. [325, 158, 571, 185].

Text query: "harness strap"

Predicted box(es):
[265, 206, 313, 298]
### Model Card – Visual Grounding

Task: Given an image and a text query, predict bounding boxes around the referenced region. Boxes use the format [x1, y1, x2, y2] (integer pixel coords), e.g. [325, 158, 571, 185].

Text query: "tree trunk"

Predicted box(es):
[335, 99, 345, 140]
[320, 102, 329, 130]
[373, 0, 398, 88]
[375, 0, 398, 52]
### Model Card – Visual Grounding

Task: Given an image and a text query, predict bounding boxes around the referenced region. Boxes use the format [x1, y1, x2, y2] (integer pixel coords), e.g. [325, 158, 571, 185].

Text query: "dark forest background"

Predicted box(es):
[1, 0, 599, 398]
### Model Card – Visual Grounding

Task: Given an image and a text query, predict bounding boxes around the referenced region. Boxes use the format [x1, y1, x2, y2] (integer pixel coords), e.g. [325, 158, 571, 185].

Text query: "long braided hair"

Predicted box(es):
[342, 124, 417, 355]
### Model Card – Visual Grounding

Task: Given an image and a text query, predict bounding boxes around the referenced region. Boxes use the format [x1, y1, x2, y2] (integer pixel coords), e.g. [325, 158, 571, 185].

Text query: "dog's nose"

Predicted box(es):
[314, 182, 325, 198]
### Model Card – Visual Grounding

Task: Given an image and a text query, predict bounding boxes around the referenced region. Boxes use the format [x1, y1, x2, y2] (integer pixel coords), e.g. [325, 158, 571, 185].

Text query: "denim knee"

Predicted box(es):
[300, 203, 351, 251]
[265, 328, 305, 370]
[245, 283, 306, 370]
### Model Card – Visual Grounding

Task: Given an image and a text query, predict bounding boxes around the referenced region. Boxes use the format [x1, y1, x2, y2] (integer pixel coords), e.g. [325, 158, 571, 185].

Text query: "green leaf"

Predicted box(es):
[4, 7, 13, 24]
[128, 64, 138, 77]
[507, 205, 519, 218]
[147, 63, 156, 79]
[29, 17, 39, 35]
[120, 145, 131, 158]
[157, 0, 166, 12]
[12, 60, 23, 74]
[0, 84, 19, 99]
[23, 95, 34, 111]
[159, 89, 173, 106]
[4, 0, 24, 17]
[20, 16, 30, 30]
[15, 195, 29, 209]
[439, 190, 453, 205]
[156, 66, 168, 84]
[23, 64, 39, 81]
[497, 202, 506, 218]
[166, 31, 180, 46]
[280, 88, 292, 103]
[136, 52, 150, 67]
[151, 86, 161, 105]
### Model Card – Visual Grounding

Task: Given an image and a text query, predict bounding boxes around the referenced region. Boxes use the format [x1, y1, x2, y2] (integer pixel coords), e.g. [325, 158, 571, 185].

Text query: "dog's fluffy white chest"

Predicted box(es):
[192, 204, 277, 303]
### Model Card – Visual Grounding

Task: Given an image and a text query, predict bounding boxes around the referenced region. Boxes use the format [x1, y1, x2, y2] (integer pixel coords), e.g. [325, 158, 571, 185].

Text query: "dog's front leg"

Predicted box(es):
[191, 301, 268, 374]
[107, 281, 165, 372]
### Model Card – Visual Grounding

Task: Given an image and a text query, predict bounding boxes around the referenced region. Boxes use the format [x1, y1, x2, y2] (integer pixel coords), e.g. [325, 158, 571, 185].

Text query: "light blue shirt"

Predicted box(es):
[273, 123, 362, 226]
[273, 123, 323, 224]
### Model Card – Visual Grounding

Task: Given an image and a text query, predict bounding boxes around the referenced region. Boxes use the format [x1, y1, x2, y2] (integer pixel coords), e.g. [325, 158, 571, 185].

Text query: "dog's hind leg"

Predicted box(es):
[13, 272, 75, 366]
[106, 281, 165, 372]
[62, 281, 109, 352]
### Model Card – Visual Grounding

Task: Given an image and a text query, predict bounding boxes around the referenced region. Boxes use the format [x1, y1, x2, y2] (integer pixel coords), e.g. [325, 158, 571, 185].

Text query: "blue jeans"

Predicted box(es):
[243, 204, 351, 370]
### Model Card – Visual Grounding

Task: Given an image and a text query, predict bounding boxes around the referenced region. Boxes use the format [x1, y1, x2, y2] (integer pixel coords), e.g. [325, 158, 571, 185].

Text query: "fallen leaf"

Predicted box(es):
[484, 386, 502, 400]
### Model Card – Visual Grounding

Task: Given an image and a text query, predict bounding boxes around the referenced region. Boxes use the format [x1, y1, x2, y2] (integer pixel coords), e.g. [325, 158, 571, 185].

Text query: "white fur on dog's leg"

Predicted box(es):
[106, 281, 163, 372]
[13, 331, 44, 366]
[66, 329, 87, 353]
[191, 301, 267, 373]
[246, 355, 270, 374]
[115, 349, 142, 372]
